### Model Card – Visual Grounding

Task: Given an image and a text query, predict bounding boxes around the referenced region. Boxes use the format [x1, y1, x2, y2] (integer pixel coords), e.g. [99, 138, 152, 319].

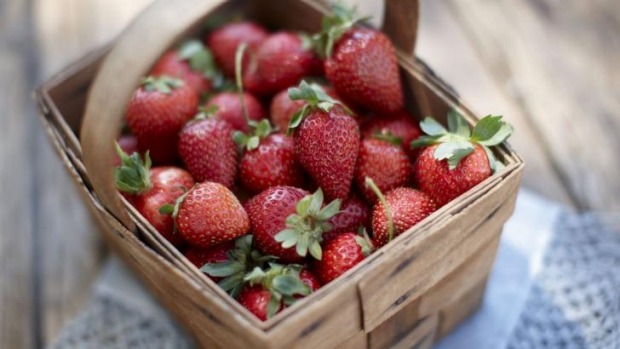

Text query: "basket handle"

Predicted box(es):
[80, 0, 419, 227]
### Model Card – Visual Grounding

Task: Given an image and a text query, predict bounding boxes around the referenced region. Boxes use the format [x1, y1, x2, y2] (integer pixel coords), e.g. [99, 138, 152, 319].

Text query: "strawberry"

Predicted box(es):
[114, 146, 194, 246]
[361, 110, 422, 160]
[246, 187, 341, 262]
[313, 230, 373, 284]
[151, 40, 220, 95]
[199, 235, 276, 296]
[323, 194, 370, 242]
[184, 241, 234, 281]
[237, 128, 305, 193]
[412, 111, 513, 207]
[314, 4, 404, 114]
[270, 85, 340, 133]
[244, 32, 322, 96]
[178, 116, 238, 187]
[288, 81, 360, 201]
[205, 92, 266, 132]
[238, 264, 313, 320]
[169, 182, 249, 248]
[207, 21, 269, 78]
[270, 89, 306, 132]
[126, 76, 198, 164]
[113, 135, 138, 166]
[298, 269, 321, 292]
[366, 178, 437, 248]
[354, 137, 411, 203]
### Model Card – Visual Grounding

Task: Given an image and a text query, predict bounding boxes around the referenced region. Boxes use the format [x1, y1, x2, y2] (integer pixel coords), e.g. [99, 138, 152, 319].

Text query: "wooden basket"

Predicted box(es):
[35, 0, 524, 348]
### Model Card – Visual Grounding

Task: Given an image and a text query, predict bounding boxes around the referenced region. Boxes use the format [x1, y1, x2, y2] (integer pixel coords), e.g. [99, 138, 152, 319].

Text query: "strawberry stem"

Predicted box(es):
[365, 177, 395, 242]
[234, 43, 251, 128]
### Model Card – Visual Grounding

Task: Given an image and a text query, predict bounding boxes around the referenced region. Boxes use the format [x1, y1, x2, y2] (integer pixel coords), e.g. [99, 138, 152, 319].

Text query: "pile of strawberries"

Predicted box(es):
[114, 4, 512, 321]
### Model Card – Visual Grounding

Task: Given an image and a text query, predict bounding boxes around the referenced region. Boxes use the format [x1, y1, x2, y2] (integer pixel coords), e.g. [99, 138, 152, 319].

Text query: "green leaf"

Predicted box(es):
[419, 117, 447, 136]
[114, 143, 152, 195]
[447, 110, 471, 138]
[247, 136, 260, 150]
[317, 199, 341, 220]
[218, 274, 244, 295]
[201, 261, 244, 277]
[482, 145, 504, 173]
[410, 135, 441, 149]
[141, 76, 183, 95]
[266, 293, 282, 319]
[471, 115, 512, 145]
[272, 275, 311, 296]
[232, 131, 248, 146]
[308, 189, 324, 215]
[296, 195, 312, 216]
[296, 234, 309, 257]
[287, 106, 307, 134]
[244, 266, 267, 284]
[433, 141, 475, 170]
[308, 240, 323, 261]
[275, 229, 299, 244]
[159, 204, 174, 215]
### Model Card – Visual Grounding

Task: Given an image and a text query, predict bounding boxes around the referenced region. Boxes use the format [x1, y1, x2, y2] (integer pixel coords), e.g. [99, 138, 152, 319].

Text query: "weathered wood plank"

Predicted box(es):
[445, 0, 620, 210]
[0, 0, 37, 348]
[417, 0, 575, 207]
[34, 0, 152, 344]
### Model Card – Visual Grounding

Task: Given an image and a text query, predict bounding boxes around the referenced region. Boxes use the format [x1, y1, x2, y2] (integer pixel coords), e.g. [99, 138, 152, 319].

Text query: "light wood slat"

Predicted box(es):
[445, 0, 620, 210]
[416, 0, 575, 207]
[0, 0, 37, 348]
[33, 0, 152, 344]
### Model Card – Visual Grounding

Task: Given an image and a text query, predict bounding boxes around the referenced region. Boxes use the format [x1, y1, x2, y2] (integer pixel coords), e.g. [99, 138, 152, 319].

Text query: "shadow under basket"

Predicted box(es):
[35, 0, 524, 348]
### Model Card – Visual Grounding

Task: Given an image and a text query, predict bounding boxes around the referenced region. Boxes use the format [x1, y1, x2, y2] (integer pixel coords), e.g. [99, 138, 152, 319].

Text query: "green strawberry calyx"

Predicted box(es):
[355, 227, 375, 257]
[365, 177, 395, 242]
[233, 119, 274, 151]
[372, 130, 403, 146]
[192, 105, 219, 121]
[158, 186, 193, 232]
[200, 235, 277, 298]
[141, 75, 184, 95]
[114, 142, 152, 195]
[411, 110, 513, 171]
[244, 263, 311, 319]
[287, 80, 352, 135]
[177, 39, 224, 85]
[274, 188, 342, 260]
[312, 3, 369, 59]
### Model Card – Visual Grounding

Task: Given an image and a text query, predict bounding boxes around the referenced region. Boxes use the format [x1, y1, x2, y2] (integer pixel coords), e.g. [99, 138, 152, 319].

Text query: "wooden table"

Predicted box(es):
[1, 0, 618, 347]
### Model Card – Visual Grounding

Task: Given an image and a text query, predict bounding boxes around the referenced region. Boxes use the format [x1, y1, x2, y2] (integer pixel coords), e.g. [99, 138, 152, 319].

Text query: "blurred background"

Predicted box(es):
[1, 0, 618, 347]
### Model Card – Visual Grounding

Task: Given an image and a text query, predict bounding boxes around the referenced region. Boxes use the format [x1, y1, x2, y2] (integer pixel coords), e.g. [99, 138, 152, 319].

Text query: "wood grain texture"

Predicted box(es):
[33, 0, 152, 344]
[445, 0, 620, 210]
[416, 0, 575, 207]
[0, 1, 37, 347]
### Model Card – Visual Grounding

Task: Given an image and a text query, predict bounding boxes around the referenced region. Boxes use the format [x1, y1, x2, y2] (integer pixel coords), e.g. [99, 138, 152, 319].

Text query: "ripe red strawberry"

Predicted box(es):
[315, 4, 403, 114]
[114, 146, 194, 246]
[412, 112, 513, 207]
[126, 76, 199, 164]
[151, 40, 219, 95]
[299, 269, 321, 292]
[173, 182, 249, 248]
[113, 135, 138, 166]
[178, 117, 238, 187]
[366, 178, 437, 248]
[313, 231, 373, 284]
[244, 32, 322, 96]
[354, 138, 411, 203]
[239, 133, 304, 193]
[198, 235, 276, 296]
[323, 194, 370, 242]
[361, 110, 422, 160]
[207, 21, 269, 78]
[238, 264, 314, 320]
[205, 92, 266, 132]
[288, 81, 360, 201]
[246, 187, 341, 262]
[184, 241, 234, 281]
